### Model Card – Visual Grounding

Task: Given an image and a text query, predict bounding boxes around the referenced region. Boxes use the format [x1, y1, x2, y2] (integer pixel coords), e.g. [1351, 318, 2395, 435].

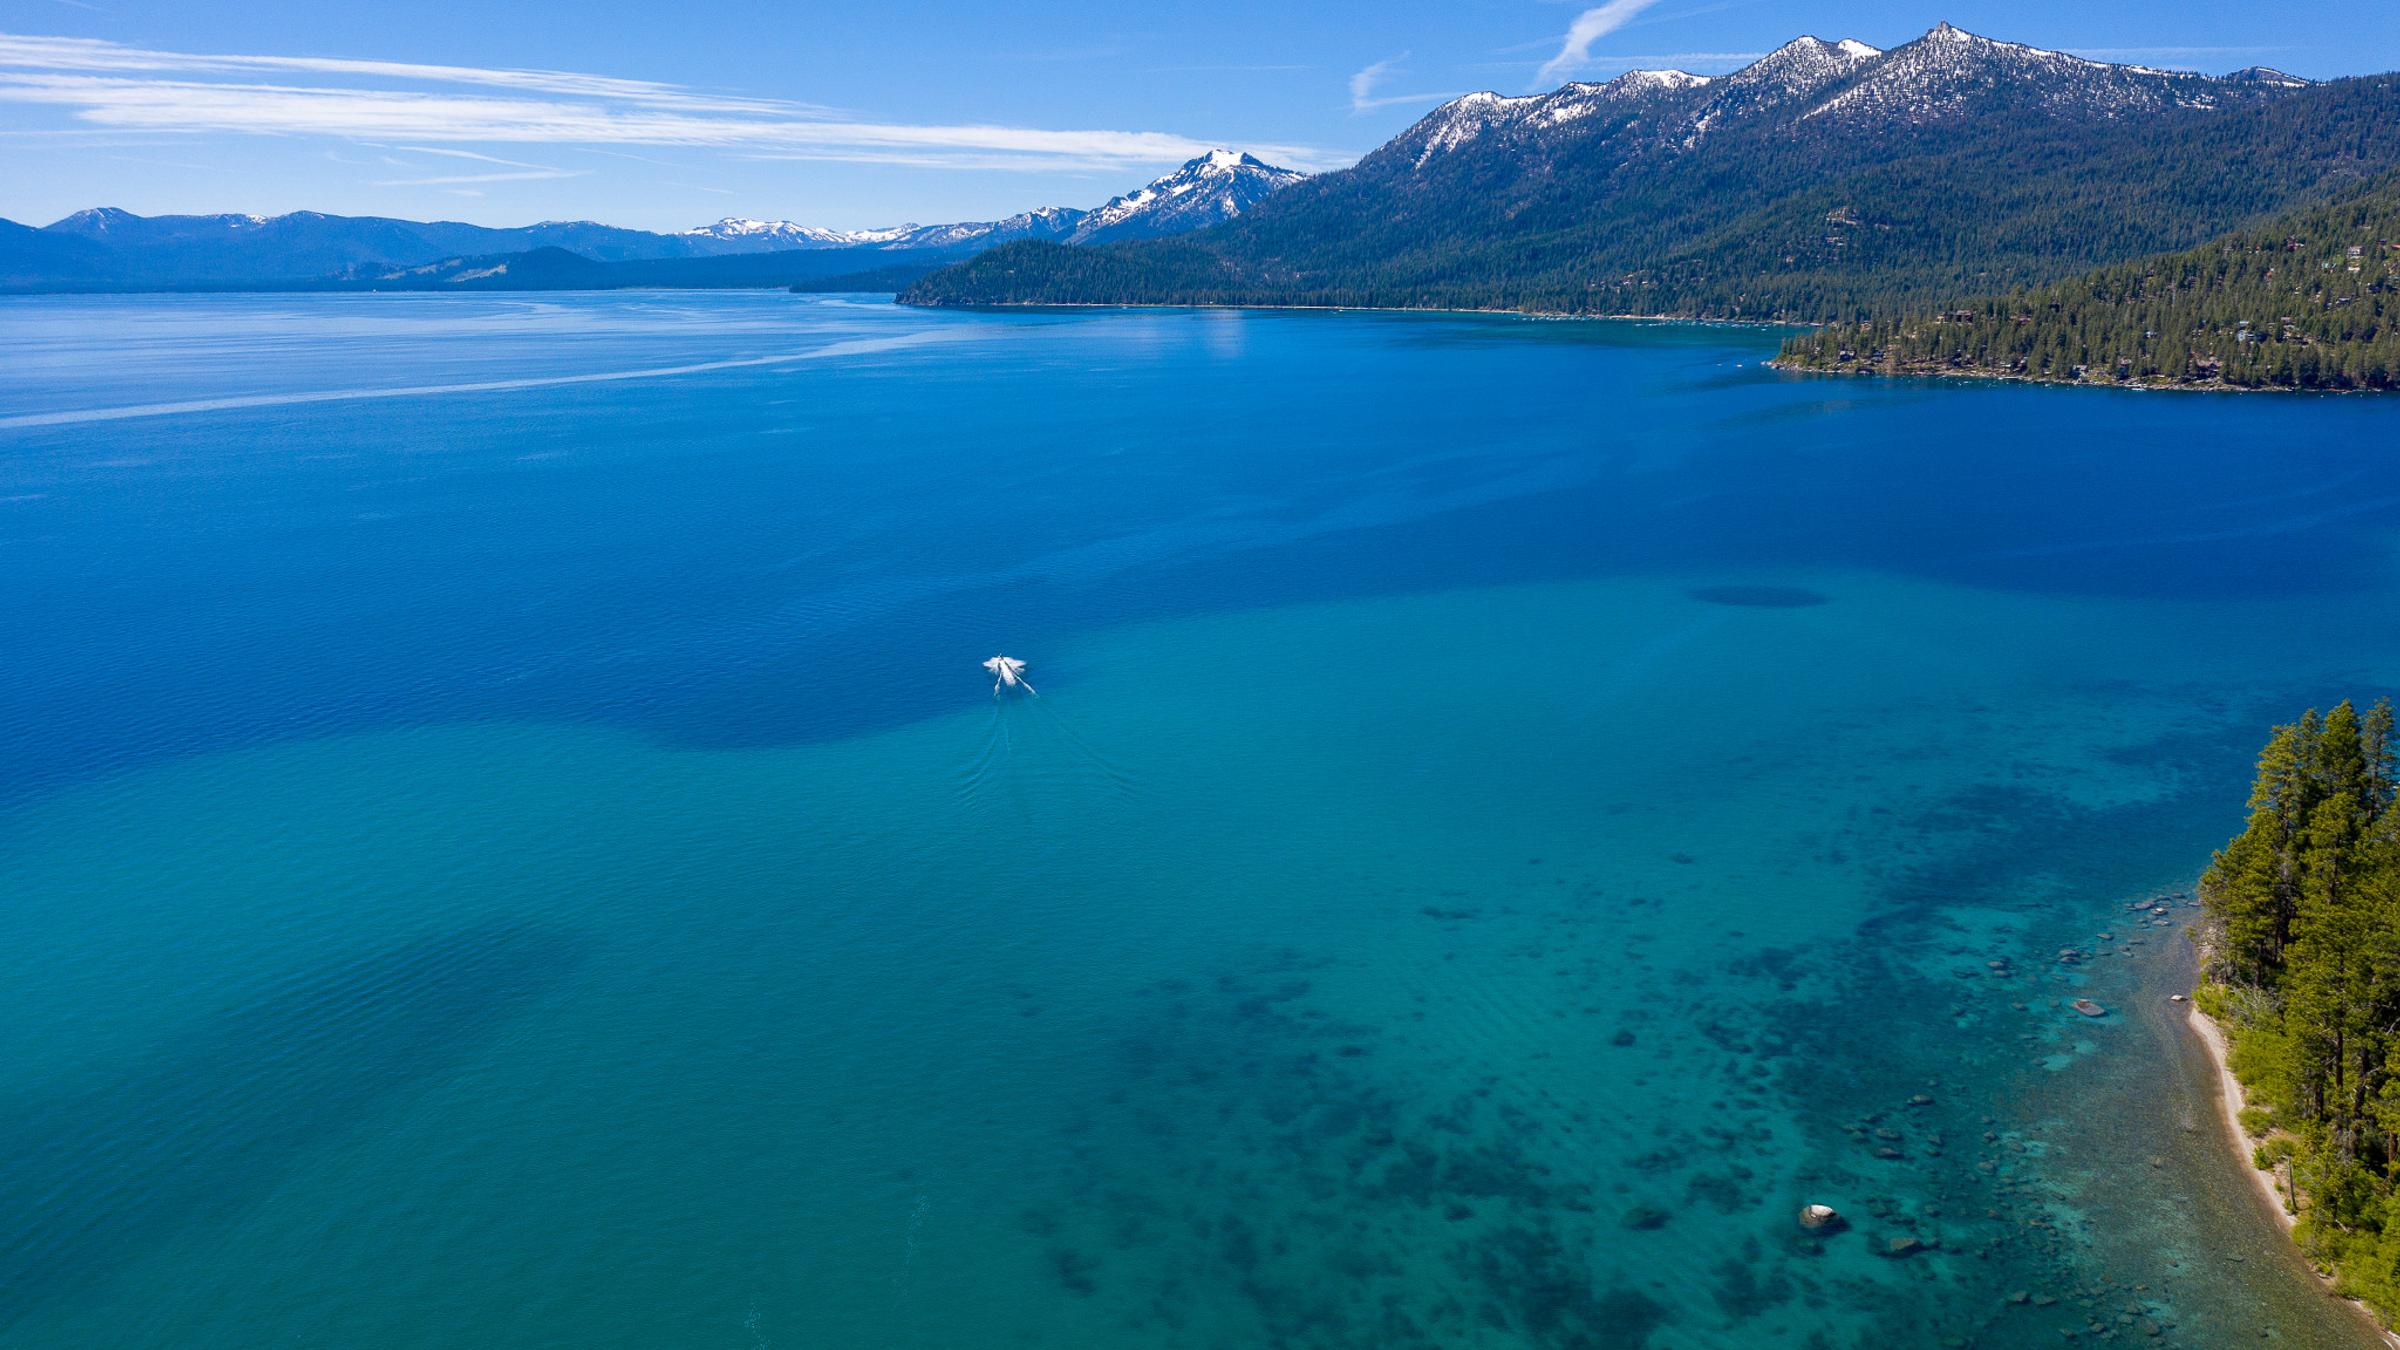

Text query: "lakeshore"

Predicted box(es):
[2182, 991, 2400, 1346]
[2186, 1003, 2298, 1229]
[1766, 356, 2370, 394]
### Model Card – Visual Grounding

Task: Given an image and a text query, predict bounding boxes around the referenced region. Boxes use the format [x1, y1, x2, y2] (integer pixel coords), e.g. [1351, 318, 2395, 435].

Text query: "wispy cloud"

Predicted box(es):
[1346, 53, 1459, 113]
[1529, 50, 1765, 73]
[572, 146, 685, 169]
[1150, 62, 1313, 74]
[359, 143, 586, 186]
[0, 31, 1345, 173]
[0, 33, 833, 113]
[100, 152, 225, 172]
[389, 144, 552, 167]
[1350, 54, 1405, 109]
[1538, 0, 1667, 84]
[738, 144, 1332, 174]
[372, 167, 588, 187]
[986, 40, 1136, 65]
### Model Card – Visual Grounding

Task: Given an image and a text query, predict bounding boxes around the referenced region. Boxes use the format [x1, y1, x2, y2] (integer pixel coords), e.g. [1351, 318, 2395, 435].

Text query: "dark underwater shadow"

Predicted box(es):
[8, 318, 2400, 804]
[0, 920, 587, 1335]
[1689, 584, 1830, 608]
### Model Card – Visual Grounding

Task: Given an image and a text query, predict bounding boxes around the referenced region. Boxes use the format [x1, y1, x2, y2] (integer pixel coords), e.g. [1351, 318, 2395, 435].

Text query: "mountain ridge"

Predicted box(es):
[1, 150, 1305, 293]
[902, 22, 2384, 321]
[675, 150, 1304, 252]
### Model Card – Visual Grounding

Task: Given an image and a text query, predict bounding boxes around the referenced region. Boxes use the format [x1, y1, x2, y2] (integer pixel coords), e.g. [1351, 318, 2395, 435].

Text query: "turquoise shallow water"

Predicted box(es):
[3, 292, 2398, 1347]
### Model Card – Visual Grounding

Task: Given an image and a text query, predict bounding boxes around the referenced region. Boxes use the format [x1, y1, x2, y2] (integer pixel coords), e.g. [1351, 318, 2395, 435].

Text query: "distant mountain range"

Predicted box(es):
[0, 150, 1305, 293]
[680, 151, 1304, 254]
[904, 24, 2399, 321]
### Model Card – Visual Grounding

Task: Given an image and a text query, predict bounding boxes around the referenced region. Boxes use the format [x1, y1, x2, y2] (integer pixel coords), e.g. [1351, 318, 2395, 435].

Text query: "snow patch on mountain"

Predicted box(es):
[895, 206, 1087, 251]
[1621, 69, 1713, 91]
[1723, 36, 1882, 99]
[680, 152, 1299, 255]
[1689, 34, 1882, 136]
[682, 218, 896, 250]
[1410, 70, 1727, 163]
[1065, 150, 1305, 244]
[1409, 92, 1544, 165]
[2224, 65, 2311, 88]
[1391, 23, 2302, 175]
[1800, 21, 2228, 126]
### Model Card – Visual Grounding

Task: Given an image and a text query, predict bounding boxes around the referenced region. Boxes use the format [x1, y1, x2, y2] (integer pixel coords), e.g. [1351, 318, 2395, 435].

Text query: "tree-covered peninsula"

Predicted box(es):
[1779, 181, 2400, 390]
[2197, 699, 2400, 1316]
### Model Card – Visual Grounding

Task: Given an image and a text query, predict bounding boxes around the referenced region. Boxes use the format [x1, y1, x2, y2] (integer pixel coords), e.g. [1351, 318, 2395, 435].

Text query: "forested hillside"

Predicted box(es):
[2197, 701, 2400, 1315]
[905, 31, 2400, 326]
[1779, 180, 2400, 389]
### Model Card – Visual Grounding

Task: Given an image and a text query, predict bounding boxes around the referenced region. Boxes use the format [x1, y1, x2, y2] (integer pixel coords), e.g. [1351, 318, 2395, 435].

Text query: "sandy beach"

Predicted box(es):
[2185, 998, 2400, 1347]
[2185, 1002, 2297, 1230]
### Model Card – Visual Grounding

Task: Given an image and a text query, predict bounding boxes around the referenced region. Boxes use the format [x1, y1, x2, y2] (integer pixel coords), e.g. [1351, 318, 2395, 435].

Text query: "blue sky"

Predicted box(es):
[3, 0, 2396, 233]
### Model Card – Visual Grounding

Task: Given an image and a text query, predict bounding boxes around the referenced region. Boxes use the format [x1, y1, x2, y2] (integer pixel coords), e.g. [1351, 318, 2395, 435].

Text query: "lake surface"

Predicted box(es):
[3, 291, 2396, 1348]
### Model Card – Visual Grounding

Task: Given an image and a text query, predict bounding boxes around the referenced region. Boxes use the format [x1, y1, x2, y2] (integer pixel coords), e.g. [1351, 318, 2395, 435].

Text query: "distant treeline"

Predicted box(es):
[2198, 700, 2400, 1316]
[1780, 180, 2400, 390]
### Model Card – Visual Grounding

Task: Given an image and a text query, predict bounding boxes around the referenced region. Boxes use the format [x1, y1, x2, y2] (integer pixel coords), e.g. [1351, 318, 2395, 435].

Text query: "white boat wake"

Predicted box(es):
[955, 655, 1134, 810]
[0, 331, 973, 431]
[982, 654, 1036, 697]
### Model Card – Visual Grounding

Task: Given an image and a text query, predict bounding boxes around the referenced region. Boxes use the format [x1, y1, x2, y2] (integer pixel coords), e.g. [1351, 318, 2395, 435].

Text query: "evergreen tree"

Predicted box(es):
[1779, 178, 2400, 391]
[2201, 697, 2400, 1316]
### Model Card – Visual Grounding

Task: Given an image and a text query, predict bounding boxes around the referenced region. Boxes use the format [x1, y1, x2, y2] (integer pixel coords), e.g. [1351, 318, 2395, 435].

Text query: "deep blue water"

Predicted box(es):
[2, 291, 2396, 1347]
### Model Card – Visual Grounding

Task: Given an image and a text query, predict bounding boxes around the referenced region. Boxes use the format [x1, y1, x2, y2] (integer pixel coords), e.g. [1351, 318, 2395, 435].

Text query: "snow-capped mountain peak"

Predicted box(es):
[678, 151, 1301, 256]
[1064, 150, 1305, 245]
[1797, 20, 2240, 126]
[2224, 65, 2312, 88]
[1388, 22, 2309, 171]
[839, 224, 924, 245]
[47, 206, 142, 235]
[1687, 34, 1883, 137]
[1722, 35, 1881, 97]
[1404, 68, 1729, 164]
[1405, 92, 1542, 164]
[43, 206, 282, 239]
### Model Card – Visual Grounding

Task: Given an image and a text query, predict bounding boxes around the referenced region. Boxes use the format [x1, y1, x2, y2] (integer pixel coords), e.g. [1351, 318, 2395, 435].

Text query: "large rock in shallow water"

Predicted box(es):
[1798, 1204, 1845, 1232]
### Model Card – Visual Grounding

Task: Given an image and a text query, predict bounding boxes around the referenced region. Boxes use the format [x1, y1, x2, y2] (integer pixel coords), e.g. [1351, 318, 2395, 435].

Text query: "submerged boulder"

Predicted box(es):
[1797, 1203, 1845, 1233]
